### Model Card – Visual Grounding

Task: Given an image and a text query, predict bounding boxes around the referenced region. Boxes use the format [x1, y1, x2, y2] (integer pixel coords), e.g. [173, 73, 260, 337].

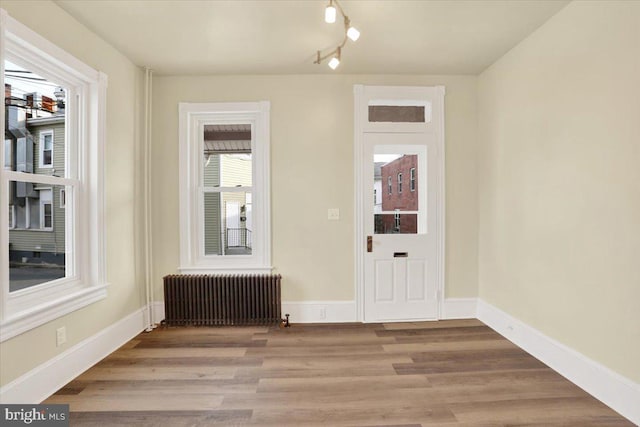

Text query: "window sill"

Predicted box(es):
[178, 266, 273, 275]
[0, 283, 108, 342]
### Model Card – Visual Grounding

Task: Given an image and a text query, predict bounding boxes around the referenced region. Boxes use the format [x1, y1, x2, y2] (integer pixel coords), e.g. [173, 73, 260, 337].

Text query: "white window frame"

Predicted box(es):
[39, 188, 53, 230]
[0, 9, 108, 341]
[178, 101, 271, 274]
[387, 176, 392, 195]
[397, 172, 403, 193]
[39, 129, 54, 168]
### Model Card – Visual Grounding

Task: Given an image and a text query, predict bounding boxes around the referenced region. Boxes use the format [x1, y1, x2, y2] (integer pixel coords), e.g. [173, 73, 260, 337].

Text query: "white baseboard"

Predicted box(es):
[0, 307, 147, 404]
[477, 299, 640, 425]
[441, 298, 477, 319]
[151, 301, 165, 325]
[282, 301, 356, 323]
[152, 299, 479, 323]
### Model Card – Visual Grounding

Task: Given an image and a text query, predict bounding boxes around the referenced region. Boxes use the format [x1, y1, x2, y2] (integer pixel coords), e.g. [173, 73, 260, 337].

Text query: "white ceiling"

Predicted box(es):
[55, 0, 569, 75]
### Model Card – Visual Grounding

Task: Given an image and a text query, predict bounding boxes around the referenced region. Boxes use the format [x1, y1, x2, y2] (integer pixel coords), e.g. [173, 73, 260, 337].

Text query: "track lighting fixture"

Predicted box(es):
[314, 0, 360, 70]
[347, 26, 360, 42]
[325, 0, 337, 24]
[328, 47, 341, 70]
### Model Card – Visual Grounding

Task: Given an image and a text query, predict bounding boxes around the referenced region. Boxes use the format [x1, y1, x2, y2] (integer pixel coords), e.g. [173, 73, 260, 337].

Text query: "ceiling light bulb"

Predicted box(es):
[347, 26, 360, 41]
[328, 57, 340, 70]
[325, 3, 337, 23]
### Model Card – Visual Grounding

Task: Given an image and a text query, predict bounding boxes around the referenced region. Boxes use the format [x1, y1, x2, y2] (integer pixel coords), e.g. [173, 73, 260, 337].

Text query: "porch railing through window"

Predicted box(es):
[225, 228, 252, 250]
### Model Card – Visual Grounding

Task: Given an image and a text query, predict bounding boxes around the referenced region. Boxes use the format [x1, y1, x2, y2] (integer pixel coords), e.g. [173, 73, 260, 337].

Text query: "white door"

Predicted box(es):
[355, 85, 445, 323]
[364, 135, 438, 321]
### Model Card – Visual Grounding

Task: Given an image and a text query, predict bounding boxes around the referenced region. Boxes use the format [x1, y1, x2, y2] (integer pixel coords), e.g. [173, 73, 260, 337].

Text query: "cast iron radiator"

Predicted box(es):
[163, 274, 282, 326]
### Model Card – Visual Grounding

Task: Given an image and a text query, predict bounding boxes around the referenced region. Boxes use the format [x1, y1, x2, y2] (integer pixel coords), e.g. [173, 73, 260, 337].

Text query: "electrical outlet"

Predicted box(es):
[56, 326, 67, 346]
[319, 307, 327, 319]
[327, 208, 340, 221]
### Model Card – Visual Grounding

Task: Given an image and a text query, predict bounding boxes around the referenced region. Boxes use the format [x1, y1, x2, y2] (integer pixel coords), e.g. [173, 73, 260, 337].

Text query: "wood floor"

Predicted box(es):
[44, 319, 632, 426]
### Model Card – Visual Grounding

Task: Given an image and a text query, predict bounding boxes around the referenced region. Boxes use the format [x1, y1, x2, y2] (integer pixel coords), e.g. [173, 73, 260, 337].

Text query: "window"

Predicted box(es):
[368, 99, 432, 124]
[410, 167, 415, 191]
[8, 205, 15, 229]
[3, 138, 11, 169]
[397, 172, 403, 193]
[39, 130, 53, 168]
[179, 102, 271, 273]
[394, 210, 401, 231]
[1, 10, 108, 341]
[387, 176, 392, 195]
[39, 188, 53, 230]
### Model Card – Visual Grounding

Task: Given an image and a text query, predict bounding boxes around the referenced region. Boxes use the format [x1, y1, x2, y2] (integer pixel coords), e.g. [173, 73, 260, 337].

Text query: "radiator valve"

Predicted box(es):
[281, 313, 291, 328]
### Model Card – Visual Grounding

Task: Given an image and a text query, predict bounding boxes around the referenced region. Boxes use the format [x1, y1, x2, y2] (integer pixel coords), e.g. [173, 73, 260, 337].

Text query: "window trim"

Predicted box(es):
[39, 129, 54, 168]
[397, 172, 403, 193]
[387, 176, 392, 195]
[178, 101, 271, 274]
[0, 9, 108, 342]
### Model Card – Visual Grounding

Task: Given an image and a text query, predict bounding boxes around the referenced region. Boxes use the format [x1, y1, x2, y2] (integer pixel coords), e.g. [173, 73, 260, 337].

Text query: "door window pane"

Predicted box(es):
[373, 148, 423, 235]
[374, 213, 418, 234]
[374, 154, 418, 212]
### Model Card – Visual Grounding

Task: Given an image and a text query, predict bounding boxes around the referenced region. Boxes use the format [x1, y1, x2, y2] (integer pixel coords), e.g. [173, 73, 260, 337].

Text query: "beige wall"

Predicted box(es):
[478, 1, 640, 382]
[152, 74, 478, 301]
[0, 1, 144, 386]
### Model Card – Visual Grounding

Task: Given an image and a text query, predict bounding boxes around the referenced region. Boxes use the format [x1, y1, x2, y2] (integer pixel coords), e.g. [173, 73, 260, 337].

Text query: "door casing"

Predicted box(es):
[353, 85, 446, 322]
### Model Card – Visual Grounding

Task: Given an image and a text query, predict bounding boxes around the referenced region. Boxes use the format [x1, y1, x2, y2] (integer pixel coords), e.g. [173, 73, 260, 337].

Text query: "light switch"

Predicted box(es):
[328, 208, 340, 220]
